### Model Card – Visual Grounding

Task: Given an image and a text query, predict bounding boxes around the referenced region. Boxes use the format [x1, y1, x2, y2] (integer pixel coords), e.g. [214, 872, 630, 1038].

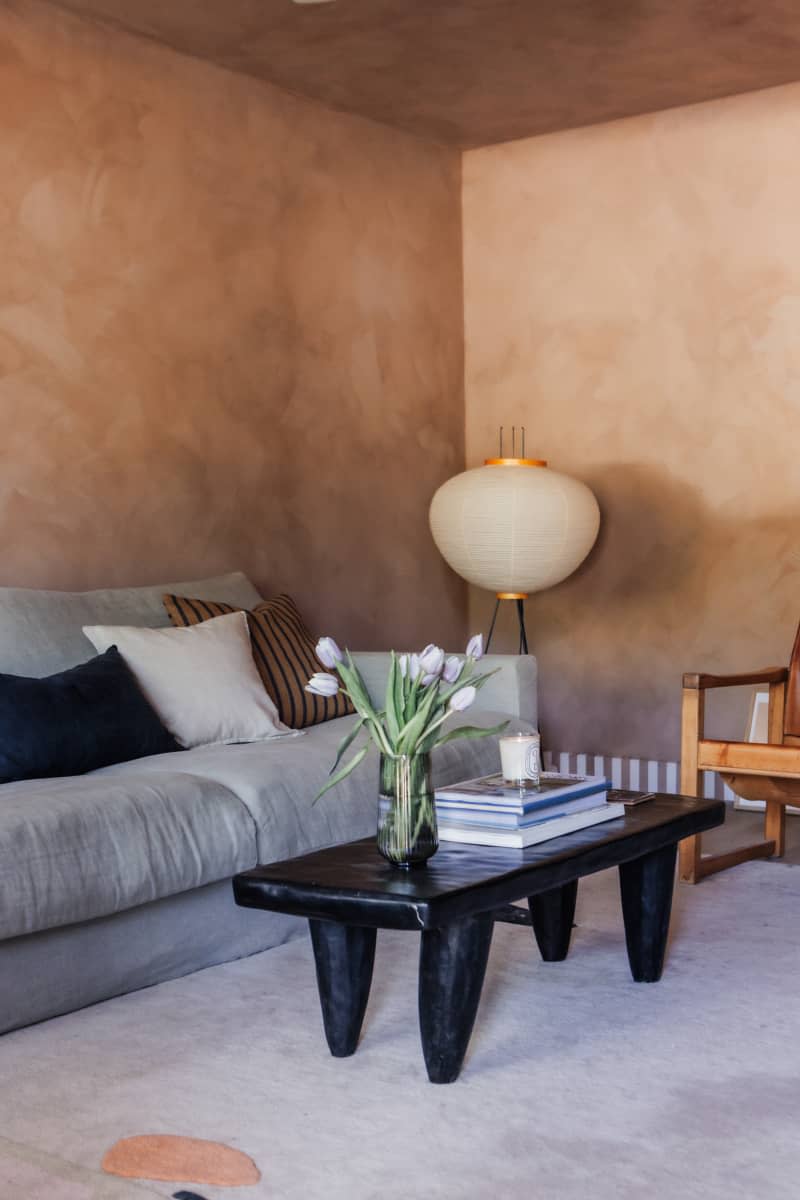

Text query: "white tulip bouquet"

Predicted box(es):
[306, 634, 508, 800]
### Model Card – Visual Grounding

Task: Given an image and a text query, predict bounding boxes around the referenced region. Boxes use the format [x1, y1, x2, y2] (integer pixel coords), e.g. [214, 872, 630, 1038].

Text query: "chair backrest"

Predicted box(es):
[784, 621, 800, 739]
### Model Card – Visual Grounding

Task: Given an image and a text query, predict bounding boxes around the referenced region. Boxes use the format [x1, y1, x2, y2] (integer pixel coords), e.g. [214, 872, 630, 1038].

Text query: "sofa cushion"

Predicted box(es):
[0, 647, 181, 784]
[95, 709, 531, 866]
[83, 613, 289, 748]
[162, 592, 355, 729]
[0, 769, 257, 941]
[0, 571, 262, 679]
[0, 700, 529, 942]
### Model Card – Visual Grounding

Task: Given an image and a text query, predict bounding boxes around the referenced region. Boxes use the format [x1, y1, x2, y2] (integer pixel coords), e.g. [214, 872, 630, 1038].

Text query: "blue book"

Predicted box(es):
[435, 788, 608, 828]
[435, 772, 610, 817]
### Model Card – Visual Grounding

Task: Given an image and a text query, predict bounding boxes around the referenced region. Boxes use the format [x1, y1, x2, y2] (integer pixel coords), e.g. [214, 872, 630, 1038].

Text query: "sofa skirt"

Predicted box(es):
[0, 880, 303, 1035]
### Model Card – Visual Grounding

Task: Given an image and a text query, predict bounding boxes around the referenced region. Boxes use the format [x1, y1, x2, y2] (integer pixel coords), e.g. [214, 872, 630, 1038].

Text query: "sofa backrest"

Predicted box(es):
[0, 572, 262, 678]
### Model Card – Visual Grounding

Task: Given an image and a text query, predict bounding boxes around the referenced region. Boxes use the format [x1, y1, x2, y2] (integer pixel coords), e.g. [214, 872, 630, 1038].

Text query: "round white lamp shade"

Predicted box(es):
[429, 460, 600, 595]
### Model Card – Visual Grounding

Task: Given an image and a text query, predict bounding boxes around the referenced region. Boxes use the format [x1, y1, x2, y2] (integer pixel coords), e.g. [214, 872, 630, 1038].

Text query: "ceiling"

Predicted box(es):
[51, 0, 800, 147]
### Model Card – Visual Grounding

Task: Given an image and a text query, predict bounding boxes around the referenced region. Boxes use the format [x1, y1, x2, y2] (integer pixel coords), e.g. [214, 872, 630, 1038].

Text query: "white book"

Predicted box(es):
[437, 801, 626, 849]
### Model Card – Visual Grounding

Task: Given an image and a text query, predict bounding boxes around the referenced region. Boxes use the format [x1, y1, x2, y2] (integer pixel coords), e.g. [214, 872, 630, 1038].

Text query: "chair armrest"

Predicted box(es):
[683, 668, 788, 691]
[698, 739, 800, 777]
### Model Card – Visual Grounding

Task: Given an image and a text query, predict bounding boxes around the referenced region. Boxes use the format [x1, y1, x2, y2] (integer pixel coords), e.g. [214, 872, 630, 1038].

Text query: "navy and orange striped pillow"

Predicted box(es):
[162, 593, 354, 729]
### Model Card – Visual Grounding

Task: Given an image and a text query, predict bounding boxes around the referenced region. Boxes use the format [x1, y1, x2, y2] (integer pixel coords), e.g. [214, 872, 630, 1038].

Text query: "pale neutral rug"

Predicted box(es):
[1, 860, 798, 1200]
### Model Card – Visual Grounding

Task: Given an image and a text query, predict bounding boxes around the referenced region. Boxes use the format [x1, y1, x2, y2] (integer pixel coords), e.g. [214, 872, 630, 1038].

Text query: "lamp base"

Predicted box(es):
[486, 595, 529, 655]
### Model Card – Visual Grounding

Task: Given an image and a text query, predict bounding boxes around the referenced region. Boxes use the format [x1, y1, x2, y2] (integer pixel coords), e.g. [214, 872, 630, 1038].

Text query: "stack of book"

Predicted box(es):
[434, 772, 625, 848]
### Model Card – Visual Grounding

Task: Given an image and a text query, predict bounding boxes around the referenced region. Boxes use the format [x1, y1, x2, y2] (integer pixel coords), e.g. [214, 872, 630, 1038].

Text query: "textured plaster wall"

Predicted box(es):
[464, 86, 800, 760]
[0, 0, 465, 650]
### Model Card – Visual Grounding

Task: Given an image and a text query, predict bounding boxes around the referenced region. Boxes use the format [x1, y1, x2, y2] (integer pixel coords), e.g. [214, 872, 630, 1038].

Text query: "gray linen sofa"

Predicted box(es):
[0, 572, 537, 1034]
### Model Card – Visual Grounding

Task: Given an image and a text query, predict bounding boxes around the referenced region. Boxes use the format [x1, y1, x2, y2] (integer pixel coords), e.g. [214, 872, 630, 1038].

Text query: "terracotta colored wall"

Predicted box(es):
[463, 86, 800, 760]
[0, 0, 465, 650]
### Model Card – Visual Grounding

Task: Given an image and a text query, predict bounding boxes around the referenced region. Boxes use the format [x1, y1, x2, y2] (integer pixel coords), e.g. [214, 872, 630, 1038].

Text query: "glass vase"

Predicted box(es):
[377, 752, 438, 868]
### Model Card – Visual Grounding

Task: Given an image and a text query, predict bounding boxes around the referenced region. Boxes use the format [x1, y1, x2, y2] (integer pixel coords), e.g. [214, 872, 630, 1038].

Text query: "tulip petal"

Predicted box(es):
[449, 684, 477, 712]
[305, 671, 340, 697]
[419, 644, 445, 678]
[466, 634, 484, 660]
[443, 655, 463, 684]
[315, 637, 343, 669]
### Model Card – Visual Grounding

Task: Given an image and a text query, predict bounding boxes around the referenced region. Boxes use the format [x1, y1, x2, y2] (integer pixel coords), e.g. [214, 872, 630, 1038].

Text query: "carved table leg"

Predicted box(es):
[418, 912, 494, 1083]
[618, 843, 677, 982]
[528, 879, 578, 961]
[309, 919, 376, 1057]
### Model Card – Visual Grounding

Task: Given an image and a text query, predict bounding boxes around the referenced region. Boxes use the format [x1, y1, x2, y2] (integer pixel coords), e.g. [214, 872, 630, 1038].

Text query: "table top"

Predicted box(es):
[233, 793, 724, 930]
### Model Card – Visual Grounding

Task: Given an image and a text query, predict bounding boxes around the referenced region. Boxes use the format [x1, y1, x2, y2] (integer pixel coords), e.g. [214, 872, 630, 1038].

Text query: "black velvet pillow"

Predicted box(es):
[0, 646, 182, 784]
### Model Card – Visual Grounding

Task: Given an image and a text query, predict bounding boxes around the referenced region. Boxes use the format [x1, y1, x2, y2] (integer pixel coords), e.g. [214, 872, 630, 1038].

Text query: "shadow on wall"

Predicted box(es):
[470, 462, 800, 762]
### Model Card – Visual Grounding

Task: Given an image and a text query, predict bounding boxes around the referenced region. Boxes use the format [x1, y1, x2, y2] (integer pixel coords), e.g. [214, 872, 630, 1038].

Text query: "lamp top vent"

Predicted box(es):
[484, 457, 547, 467]
[484, 426, 545, 467]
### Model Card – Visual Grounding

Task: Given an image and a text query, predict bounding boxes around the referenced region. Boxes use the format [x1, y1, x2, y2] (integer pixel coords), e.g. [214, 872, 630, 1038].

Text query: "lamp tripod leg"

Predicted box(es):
[485, 597, 501, 653]
[516, 598, 529, 655]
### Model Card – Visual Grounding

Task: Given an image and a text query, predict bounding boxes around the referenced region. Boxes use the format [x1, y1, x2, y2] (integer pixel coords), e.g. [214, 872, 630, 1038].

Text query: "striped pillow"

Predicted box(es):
[162, 593, 354, 729]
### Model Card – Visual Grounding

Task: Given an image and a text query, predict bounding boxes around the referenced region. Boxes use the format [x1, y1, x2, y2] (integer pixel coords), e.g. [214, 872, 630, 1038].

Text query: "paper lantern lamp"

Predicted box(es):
[429, 438, 600, 650]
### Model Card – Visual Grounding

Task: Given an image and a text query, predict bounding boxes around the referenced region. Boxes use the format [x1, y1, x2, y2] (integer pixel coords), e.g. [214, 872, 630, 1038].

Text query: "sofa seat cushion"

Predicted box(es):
[96, 710, 532, 867]
[0, 707, 530, 943]
[0, 770, 257, 941]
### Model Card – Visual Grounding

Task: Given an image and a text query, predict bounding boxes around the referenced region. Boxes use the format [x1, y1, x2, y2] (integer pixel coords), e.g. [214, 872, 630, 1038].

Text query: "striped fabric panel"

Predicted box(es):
[162, 593, 354, 730]
[542, 750, 729, 801]
[543, 751, 800, 813]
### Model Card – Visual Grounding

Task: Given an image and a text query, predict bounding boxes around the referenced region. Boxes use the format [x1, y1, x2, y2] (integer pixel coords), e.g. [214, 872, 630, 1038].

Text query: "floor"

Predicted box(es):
[0, 828, 798, 1200]
[704, 802, 800, 864]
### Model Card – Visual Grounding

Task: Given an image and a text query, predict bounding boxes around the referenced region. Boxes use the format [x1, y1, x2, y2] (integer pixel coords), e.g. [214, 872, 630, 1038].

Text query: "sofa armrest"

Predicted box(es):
[348, 652, 538, 727]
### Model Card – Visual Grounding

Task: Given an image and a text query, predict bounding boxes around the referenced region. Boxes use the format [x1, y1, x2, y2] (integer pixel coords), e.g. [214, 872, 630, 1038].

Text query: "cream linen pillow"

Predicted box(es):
[82, 611, 290, 749]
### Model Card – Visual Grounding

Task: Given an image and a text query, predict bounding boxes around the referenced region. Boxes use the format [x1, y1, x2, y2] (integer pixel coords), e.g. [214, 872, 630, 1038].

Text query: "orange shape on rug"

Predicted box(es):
[102, 1134, 260, 1186]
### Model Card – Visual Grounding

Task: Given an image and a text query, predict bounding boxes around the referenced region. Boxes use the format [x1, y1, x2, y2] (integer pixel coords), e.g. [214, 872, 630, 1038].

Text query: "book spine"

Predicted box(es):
[438, 802, 625, 848]
[434, 789, 607, 827]
[435, 779, 611, 812]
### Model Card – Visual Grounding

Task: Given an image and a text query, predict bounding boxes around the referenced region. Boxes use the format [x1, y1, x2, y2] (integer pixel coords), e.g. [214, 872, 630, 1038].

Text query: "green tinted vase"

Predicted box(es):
[377, 752, 438, 868]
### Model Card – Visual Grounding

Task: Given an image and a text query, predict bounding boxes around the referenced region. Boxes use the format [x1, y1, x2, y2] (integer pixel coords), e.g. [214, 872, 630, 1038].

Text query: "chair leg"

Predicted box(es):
[765, 801, 786, 858]
[678, 834, 702, 884]
[686, 839, 775, 881]
[679, 684, 778, 881]
[679, 685, 705, 884]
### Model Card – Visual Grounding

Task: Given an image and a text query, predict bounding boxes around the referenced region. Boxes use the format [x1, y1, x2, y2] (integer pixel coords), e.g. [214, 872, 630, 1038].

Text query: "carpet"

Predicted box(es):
[1, 860, 798, 1200]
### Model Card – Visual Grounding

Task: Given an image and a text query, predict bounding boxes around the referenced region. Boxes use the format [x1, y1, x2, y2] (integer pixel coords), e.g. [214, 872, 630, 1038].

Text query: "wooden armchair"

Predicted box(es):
[679, 623, 800, 883]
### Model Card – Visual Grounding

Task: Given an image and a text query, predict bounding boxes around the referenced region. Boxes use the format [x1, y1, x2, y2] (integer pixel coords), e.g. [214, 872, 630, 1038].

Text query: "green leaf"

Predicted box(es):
[338, 655, 379, 721]
[431, 720, 509, 750]
[393, 656, 405, 737]
[314, 744, 370, 802]
[404, 672, 419, 724]
[384, 652, 400, 744]
[328, 715, 366, 776]
[397, 680, 442, 755]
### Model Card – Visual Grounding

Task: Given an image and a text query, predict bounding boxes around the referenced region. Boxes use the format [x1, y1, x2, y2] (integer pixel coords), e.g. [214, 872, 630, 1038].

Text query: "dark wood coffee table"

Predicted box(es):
[233, 793, 724, 1083]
